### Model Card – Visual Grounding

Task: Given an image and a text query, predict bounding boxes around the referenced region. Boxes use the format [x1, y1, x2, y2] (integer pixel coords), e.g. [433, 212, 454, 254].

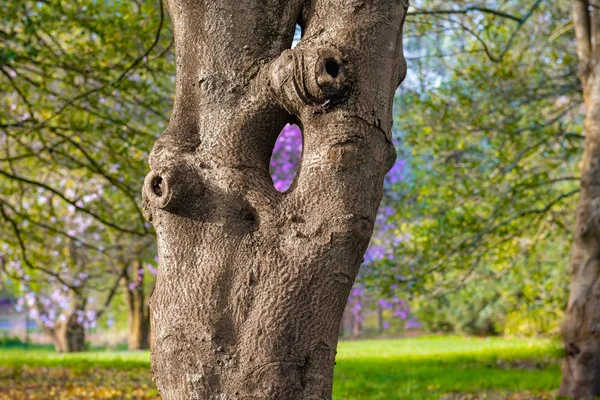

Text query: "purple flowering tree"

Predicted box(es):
[347, 287, 364, 336]
[1, 179, 157, 352]
[0, 0, 169, 352]
[16, 285, 94, 353]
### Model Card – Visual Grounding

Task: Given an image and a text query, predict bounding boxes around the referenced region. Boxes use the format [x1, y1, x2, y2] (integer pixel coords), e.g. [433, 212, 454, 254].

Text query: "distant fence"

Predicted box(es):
[0, 312, 128, 348]
[0, 313, 48, 344]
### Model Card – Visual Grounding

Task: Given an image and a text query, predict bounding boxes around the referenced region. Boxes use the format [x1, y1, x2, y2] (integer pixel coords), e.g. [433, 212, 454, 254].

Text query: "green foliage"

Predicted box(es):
[360, 0, 579, 335]
[0, 336, 26, 347]
[0, 0, 169, 324]
[413, 239, 569, 336]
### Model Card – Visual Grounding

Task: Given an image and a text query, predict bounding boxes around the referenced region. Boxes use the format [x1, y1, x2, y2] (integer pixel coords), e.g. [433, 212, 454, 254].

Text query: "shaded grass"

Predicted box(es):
[0, 336, 563, 399]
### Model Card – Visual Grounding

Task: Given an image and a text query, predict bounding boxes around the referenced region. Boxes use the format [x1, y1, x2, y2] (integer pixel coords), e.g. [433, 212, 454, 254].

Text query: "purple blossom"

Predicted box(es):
[270, 124, 302, 192]
[384, 158, 406, 186]
[107, 313, 115, 328]
[405, 318, 422, 330]
[146, 263, 157, 275]
[378, 298, 393, 309]
[85, 310, 96, 321]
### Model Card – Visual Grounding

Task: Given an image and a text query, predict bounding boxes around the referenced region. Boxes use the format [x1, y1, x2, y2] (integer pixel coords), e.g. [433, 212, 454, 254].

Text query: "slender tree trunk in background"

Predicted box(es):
[378, 303, 384, 333]
[561, 1, 600, 397]
[142, 0, 408, 397]
[352, 314, 363, 338]
[127, 260, 150, 351]
[339, 310, 349, 337]
[352, 293, 363, 337]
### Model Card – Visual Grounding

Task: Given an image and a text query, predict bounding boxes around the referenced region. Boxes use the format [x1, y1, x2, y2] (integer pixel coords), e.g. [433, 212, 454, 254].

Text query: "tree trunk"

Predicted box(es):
[45, 326, 67, 353]
[127, 260, 150, 351]
[352, 314, 363, 338]
[142, 0, 408, 398]
[560, 1, 600, 397]
[50, 312, 85, 353]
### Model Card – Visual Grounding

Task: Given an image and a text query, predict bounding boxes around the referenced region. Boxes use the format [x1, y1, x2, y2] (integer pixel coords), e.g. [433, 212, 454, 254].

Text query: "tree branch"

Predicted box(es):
[0, 169, 147, 235]
[408, 6, 523, 23]
[96, 262, 129, 318]
[409, 0, 544, 63]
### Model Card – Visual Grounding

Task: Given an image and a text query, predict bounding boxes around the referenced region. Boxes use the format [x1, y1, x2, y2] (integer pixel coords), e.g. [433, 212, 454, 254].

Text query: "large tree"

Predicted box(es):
[560, 0, 600, 397]
[142, 0, 409, 398]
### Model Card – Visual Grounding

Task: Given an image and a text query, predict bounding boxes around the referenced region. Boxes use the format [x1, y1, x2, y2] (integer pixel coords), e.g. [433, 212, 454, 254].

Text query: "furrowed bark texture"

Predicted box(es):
[142, 0, 408, 398]
[560, 1, 600, 397]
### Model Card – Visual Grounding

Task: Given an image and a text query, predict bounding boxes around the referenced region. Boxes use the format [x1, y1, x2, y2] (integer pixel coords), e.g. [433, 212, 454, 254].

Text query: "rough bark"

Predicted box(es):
[142, 0, 408, 398]
[560, 1, 600, 397]
[127, 260, 151, 351]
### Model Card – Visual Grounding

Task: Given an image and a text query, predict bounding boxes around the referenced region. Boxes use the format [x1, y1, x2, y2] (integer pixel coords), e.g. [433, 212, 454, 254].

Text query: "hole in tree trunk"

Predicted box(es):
[270, 124, 302, 193]
[152, 176, 164, 197]
[325, 59, 340, 78]
[291, 24, 301, 49]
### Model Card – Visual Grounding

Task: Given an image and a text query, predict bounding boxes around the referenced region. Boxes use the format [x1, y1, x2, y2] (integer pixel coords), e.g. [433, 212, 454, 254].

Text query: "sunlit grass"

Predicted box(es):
[0, 336, 563, 399]
[333, 336, 562, 399]
[0, 347, 150, 369]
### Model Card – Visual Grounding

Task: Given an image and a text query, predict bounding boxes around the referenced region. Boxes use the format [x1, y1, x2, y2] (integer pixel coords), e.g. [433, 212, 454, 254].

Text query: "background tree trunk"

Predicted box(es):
[44, 327, 67, 353]
[353, 315, 363, 338]
[560, 1, 600, 397]
[142, 0, 408, 398]
[40, 310, 85, 353]
[52, 312, 85, 353]
[127, 260, 150, 351]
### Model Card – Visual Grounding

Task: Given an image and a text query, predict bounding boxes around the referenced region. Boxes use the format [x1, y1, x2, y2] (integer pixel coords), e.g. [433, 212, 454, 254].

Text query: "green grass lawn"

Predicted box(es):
[0, 336, 563, 399]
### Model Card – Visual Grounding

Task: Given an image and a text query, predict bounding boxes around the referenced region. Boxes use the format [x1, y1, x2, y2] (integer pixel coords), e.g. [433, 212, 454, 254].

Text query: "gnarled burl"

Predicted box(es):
[142, 0, 408, 398]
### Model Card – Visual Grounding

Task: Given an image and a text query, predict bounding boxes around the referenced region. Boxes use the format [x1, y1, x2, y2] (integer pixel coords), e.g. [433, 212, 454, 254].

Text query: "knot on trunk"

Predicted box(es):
[142, 162, 205, 221]
[270, 47, 350, 115]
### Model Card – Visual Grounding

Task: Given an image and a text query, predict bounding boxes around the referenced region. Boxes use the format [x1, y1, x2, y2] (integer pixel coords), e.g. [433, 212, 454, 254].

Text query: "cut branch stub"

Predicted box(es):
[315, 49, 348, 97]
[142, 162, 205, 221]
[270, 47, 350, 114]
[144, 170, 174, 210]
